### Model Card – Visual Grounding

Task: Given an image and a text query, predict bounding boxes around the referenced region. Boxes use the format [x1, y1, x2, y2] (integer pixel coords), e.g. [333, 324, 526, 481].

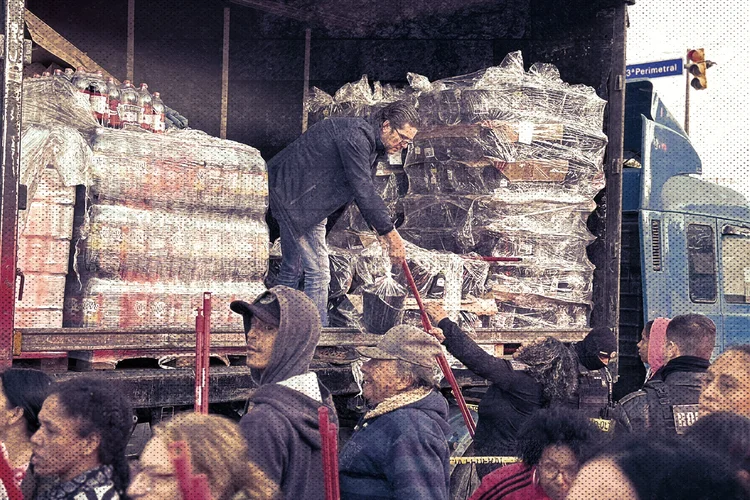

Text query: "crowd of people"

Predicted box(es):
[2, 286, 749, 500]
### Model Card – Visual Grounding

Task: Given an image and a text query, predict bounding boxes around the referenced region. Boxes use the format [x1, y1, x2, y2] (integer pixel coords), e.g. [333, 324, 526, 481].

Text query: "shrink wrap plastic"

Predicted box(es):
[22, 78, 99, 132]
[76, 204, 269, 283]
[320, 52, 605, 330]
[20, 76, 270, 330]
[90, 128, 268, 214]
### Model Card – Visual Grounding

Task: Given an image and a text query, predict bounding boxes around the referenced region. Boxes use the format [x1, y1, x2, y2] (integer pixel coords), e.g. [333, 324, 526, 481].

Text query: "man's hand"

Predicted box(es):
[381, 229, 406, 265]
[423, 302, 449, 326]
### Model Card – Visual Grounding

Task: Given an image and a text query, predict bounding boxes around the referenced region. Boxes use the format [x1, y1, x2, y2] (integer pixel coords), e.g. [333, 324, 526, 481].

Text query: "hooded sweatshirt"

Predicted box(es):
[239, 286, 336, 500]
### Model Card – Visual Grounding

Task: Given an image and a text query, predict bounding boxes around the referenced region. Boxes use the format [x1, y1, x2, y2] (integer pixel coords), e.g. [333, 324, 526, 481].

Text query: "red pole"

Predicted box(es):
[194, 306, 204, 413]
[170, 441, 210, 500]
[318, 406, 340, 500]
[401, 261, 477, 438]
[201, 292, 212, 414]
[0, 446, 23, 500]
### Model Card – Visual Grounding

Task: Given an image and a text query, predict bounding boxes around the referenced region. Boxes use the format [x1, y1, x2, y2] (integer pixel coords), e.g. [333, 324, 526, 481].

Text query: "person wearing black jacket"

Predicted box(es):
[267, 101, 418, 325]
[424, 303, 581, 478]
[614, 313, 716, 436]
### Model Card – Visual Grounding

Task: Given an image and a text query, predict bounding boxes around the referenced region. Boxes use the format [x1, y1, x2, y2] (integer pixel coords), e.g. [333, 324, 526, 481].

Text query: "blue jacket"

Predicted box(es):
[339, 390, 452, 500]
[267, 117, 395, 239]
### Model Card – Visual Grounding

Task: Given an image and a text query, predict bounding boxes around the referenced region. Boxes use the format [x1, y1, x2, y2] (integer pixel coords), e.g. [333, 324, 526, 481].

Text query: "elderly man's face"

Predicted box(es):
[361, 359, 411, 404]
[699, 350, 750, 418]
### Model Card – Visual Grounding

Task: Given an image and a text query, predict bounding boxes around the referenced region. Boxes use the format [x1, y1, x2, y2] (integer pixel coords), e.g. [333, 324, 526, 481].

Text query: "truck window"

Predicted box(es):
[687, 224, 717, 303]
[721, 234, 750, 304]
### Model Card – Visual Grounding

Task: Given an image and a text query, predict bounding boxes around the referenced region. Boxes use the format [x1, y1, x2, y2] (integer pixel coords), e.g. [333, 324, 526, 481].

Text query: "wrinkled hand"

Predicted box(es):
[423, 301, 449, 326]
[428, 326, 445, 343]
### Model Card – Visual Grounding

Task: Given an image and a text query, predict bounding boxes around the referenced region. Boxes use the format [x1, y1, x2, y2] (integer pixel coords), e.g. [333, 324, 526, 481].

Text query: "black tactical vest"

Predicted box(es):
[644, 373, 704, 436]
[575, 364, 613, 419]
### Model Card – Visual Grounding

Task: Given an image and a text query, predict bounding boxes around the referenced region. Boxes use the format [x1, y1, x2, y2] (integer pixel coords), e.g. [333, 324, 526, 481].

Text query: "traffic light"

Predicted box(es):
[687, 48, 707, 90]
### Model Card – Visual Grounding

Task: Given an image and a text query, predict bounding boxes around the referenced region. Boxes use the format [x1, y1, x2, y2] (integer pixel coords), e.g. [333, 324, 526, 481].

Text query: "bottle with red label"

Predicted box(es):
[106, 78, 121, 129]
[63, 68, 75, 81]
[137, 83, 153, 131]
[119, 80, 140, 128]
[70, 67, 92, 110]
[88, 71, 109, 127]
[151, 92, 166, 133]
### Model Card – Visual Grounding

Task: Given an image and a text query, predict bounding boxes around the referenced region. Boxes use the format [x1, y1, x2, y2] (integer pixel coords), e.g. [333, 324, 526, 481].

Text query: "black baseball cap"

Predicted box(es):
[230, 290, 281, 333]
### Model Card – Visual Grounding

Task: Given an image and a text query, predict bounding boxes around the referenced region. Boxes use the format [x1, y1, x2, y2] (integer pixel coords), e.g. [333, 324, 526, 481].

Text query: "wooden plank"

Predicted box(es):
[24, 9, 118, 83]
[220, 6, 230, 139]
[127, 0, 135, 82]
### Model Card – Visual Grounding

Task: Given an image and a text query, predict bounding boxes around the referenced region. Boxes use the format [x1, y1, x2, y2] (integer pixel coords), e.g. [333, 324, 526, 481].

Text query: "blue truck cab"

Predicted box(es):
[616, 80, 750, 396]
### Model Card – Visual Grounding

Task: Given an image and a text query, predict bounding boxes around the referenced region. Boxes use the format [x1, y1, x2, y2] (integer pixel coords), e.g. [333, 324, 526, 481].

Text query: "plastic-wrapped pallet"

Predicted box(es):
[89, 128, 268, 215]
[15, 125, 90, 328]
[75, 204, 269, 283]
[20, 76, 271, 331]
[397, 51, 607, 329]
[64, 279, 267, 329]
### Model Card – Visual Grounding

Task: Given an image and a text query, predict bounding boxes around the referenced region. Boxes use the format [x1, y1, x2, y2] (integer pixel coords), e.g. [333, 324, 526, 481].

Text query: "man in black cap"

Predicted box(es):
[614, 313, 716, 436]
[230, 285, 336, 500]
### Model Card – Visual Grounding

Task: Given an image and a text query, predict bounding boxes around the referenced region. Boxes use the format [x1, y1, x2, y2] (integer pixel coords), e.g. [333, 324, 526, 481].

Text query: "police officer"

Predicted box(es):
[570, 327, 618, 420]
[614, 314, 716, 436]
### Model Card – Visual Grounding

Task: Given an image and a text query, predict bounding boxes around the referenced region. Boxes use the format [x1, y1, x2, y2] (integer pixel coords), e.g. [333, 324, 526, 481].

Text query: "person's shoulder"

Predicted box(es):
[619, 388, 648, 407]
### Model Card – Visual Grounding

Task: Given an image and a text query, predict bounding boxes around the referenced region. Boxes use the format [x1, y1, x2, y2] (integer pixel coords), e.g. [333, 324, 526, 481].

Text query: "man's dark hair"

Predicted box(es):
[0, 368, 53, 434]
[685, 412, 750, 474]
[666, 313, 716, 358]
[377, 101, 420, 130]
[604, 436, 748, 500]
[517, 407, 599, 466]
[51, 378, 133, 497]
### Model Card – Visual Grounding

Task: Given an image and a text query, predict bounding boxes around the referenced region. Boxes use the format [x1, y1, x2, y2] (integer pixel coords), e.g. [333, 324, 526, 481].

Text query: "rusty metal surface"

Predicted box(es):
[0, 0, 25, 367]
[15, 326, 588, 353]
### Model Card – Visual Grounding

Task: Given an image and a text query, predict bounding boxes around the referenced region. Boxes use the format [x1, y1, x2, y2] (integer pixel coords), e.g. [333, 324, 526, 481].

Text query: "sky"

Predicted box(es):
[626, 1, 750, 193]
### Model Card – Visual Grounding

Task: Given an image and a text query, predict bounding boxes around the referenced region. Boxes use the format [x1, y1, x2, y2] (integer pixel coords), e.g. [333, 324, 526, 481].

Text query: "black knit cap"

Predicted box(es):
[582, 327, 618, 359]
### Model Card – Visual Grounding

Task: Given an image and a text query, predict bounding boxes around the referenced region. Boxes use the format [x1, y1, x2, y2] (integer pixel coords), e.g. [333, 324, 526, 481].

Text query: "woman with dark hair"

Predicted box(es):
[568, 436, 749, 500]
[470, 408, 601, 500]
[30, 377, 133, 500]
[0, 369, 53, 498]
[424, 303, 583, 478]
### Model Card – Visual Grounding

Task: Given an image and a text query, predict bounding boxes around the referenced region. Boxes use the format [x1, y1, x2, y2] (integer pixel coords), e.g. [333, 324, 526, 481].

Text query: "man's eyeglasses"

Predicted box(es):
[393, 127, 414, 146]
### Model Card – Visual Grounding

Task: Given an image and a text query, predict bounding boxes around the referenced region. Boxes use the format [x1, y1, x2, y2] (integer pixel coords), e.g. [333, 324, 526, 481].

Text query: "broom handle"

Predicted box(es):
[401, 261, 476, 438]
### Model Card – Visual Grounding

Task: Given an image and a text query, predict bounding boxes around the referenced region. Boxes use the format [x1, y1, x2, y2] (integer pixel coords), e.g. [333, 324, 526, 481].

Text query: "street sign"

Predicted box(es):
[626, 58, 684, 80]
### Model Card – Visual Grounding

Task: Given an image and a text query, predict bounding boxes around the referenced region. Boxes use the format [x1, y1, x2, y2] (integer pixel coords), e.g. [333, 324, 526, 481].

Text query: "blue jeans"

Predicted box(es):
[275, 219, 330, 326]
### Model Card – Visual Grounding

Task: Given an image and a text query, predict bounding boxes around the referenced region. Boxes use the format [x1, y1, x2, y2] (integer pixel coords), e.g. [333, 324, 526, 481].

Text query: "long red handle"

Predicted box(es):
[170, 441, 210, 500]
[194, 306, 204, 413]
[318, 406, 340, 500]
[201, 292, 212, 414]
[401, 261, 476, 438]
[194, 293, 212, 414]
